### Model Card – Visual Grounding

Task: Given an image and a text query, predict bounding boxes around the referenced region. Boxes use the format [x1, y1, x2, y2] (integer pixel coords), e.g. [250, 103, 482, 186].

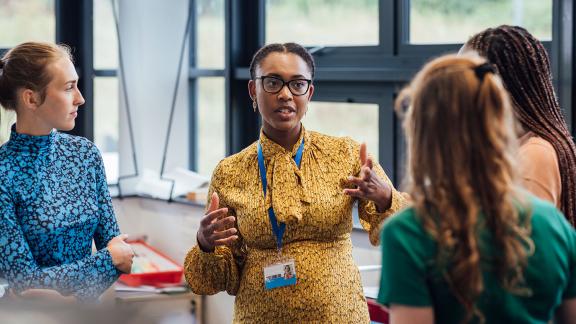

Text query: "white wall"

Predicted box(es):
[117, 0, 191, 195]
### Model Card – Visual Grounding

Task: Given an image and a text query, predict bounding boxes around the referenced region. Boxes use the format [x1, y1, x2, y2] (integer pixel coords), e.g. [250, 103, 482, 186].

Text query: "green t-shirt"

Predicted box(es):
[378, 195, 576, 323]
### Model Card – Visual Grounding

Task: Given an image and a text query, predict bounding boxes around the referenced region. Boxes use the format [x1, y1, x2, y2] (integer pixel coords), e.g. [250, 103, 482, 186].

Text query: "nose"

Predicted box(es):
[277, 84, 293, 101]
[75, 88, 86, 107]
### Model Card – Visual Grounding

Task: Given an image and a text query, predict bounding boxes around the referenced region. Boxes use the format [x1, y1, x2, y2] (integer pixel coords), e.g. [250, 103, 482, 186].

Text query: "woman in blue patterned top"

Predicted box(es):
[0, 42, 134, 301]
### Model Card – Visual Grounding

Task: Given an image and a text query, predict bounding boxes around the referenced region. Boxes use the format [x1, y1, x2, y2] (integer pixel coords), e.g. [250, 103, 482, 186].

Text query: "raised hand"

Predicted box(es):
[197, 192, 238, 252]
[343, 143, 393, 212]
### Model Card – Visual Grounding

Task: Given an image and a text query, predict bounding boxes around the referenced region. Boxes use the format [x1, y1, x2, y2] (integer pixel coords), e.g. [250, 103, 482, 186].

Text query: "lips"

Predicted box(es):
[274, 106, 296, 115]
[274, 106, 296, 113]
[274, 106, 296, 121]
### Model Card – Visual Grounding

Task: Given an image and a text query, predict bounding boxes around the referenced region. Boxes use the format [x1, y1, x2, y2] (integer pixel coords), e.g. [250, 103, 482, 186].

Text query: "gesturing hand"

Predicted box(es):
[197, 192, 238, 252]
[343, 143, 393, 212]
[107, 234, 135, 273]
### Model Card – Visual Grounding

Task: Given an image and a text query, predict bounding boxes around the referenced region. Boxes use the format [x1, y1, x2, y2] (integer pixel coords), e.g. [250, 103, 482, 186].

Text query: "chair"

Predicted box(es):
[358, 265, 389, 324]
[367, 297, 389, 324]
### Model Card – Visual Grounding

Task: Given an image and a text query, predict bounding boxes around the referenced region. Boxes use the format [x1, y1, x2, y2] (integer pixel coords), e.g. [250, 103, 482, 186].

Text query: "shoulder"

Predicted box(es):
[527, 194, 569, 226]
[381, 207, 430, 245]
[382, 207, 420, 232]
[523, 194, 575, 242]
[380, 207, 437, 268]
[308, 130, 360, 158]
[56, 132, 101, 157]
[519, 136, 558, 165]
[211, 142, 257, 181]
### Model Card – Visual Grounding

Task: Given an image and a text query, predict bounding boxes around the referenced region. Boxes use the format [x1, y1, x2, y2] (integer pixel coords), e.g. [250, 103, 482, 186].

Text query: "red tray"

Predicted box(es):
[119, 240, 184, 287]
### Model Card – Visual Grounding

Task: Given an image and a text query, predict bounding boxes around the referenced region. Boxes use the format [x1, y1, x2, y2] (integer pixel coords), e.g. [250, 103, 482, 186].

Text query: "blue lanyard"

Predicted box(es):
[257, 137, 305, 251]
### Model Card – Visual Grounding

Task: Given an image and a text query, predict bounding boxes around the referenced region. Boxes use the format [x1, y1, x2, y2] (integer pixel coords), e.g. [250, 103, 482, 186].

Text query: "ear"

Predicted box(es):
[248, 80, 257, 101]
[306, 84, 315, 102]
[19, 89, 41, 111]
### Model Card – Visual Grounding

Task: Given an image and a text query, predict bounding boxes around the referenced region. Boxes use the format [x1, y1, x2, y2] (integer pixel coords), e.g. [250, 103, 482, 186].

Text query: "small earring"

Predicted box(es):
[252, 101, 257, 112]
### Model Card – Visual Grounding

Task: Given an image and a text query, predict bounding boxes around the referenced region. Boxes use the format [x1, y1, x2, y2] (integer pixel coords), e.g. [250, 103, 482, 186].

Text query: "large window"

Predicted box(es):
[197, 0, 225, 69]
[266, 0, 379, 46]
[79, 0, 570, 198]
[409, 0, 552, 44]
[0, 0, 55, 47]
[93, 0, 119, 184]
[93, 77, 119, 182]
[193, 0, 226, 177]
[304, 102, 379, 162]
[197, 78, 226, 176]
[94, 0, 119, 69]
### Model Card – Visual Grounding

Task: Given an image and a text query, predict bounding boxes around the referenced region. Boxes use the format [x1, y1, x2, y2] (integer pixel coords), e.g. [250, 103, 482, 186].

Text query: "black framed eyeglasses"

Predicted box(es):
[255, 76, 312, 96]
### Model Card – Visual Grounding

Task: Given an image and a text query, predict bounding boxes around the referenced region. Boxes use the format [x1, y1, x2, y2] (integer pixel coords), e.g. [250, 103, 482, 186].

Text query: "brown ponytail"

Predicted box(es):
[0, 42, 72, 110]
[399, 54, 534, 323]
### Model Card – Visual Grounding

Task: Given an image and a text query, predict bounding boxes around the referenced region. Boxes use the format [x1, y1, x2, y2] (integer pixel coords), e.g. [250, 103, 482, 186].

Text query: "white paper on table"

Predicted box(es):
[134, 168, 209, 200]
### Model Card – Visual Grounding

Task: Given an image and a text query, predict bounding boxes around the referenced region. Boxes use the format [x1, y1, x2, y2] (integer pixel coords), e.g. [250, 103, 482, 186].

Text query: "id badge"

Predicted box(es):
[263, 259, 297, 290]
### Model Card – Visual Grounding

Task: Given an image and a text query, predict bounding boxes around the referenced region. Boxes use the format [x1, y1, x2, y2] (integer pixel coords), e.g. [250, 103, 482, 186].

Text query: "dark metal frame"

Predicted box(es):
[216, 0, 574, 185]
[56, 0, 94, 140]
[3, 0, 567, 182]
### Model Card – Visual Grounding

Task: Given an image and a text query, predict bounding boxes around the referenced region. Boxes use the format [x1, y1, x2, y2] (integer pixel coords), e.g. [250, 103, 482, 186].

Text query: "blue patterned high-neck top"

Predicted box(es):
[0, 126, 121, 301]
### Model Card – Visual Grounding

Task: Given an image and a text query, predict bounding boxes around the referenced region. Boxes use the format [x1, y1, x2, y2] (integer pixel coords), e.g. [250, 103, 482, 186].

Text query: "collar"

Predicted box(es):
[5, 124, 58, 153]
[258, 124, 311, 160]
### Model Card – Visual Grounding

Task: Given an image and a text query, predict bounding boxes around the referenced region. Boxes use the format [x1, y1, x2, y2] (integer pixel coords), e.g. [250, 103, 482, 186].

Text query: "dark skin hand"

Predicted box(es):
[197, 192, 239, 252]
[343, 143, 393, 212]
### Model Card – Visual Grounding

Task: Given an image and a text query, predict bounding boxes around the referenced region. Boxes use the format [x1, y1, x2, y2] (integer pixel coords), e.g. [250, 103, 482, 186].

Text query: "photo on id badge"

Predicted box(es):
[264, 259, 297, 290]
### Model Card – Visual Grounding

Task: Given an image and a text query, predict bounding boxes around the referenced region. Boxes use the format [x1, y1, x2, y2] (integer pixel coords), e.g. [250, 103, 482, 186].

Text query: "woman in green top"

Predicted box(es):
[378, 54, 576, 323]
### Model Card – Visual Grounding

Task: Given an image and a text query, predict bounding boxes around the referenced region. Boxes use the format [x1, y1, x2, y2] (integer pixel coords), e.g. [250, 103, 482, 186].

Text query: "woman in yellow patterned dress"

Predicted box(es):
[184, 43, 407, 323]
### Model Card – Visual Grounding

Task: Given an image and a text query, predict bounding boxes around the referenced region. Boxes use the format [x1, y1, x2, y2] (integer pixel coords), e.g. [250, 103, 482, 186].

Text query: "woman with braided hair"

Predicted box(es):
[462, 25, 576, 227]
[378, 53, 576, 323]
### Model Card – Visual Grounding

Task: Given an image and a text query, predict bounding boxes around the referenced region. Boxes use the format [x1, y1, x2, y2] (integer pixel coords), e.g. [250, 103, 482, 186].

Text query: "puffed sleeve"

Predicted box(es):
[348, 140, 409, 245]
[183, 161, 246, 295]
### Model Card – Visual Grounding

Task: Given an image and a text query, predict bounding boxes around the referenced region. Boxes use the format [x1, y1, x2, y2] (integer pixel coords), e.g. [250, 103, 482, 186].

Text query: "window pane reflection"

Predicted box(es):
[303, 101, 379, 162]
[410, 0, 552, 44]
[0, 0, 55, 47]
[266, 0, 379, 46]
[94, 77, 119, 183]
[197, 77, 226, 177]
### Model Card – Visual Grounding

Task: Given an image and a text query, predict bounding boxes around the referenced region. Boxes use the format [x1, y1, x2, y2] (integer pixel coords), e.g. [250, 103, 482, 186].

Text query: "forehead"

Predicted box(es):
[46, 57, 78, 85]
[257, 52, 311, 78]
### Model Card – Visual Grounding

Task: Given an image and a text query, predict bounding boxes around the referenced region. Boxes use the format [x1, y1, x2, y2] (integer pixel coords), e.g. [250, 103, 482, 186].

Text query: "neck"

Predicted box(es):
[15, 118, 53, 136]
[262, 123, 302, 151]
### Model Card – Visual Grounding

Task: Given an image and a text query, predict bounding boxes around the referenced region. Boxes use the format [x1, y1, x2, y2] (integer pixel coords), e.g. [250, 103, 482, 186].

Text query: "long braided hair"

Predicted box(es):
[466, 25, 576, 226]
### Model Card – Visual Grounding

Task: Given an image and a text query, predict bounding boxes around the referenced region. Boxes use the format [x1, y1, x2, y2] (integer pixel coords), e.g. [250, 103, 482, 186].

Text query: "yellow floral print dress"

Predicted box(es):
[184, 127, 407, 323]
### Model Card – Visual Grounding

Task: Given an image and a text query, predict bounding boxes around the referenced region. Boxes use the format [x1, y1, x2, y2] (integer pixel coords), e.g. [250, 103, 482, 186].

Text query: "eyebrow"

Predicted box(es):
[264, 73, 309, 79]
[64, 80, 77, 86]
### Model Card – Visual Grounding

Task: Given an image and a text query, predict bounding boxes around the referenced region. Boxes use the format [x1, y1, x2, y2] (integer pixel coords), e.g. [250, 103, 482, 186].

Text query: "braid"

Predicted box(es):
[467, 25, 576, 226]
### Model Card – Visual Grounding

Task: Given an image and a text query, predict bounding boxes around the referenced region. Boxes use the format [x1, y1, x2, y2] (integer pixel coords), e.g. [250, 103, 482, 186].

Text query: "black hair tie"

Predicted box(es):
[474, 62, 496, 80]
